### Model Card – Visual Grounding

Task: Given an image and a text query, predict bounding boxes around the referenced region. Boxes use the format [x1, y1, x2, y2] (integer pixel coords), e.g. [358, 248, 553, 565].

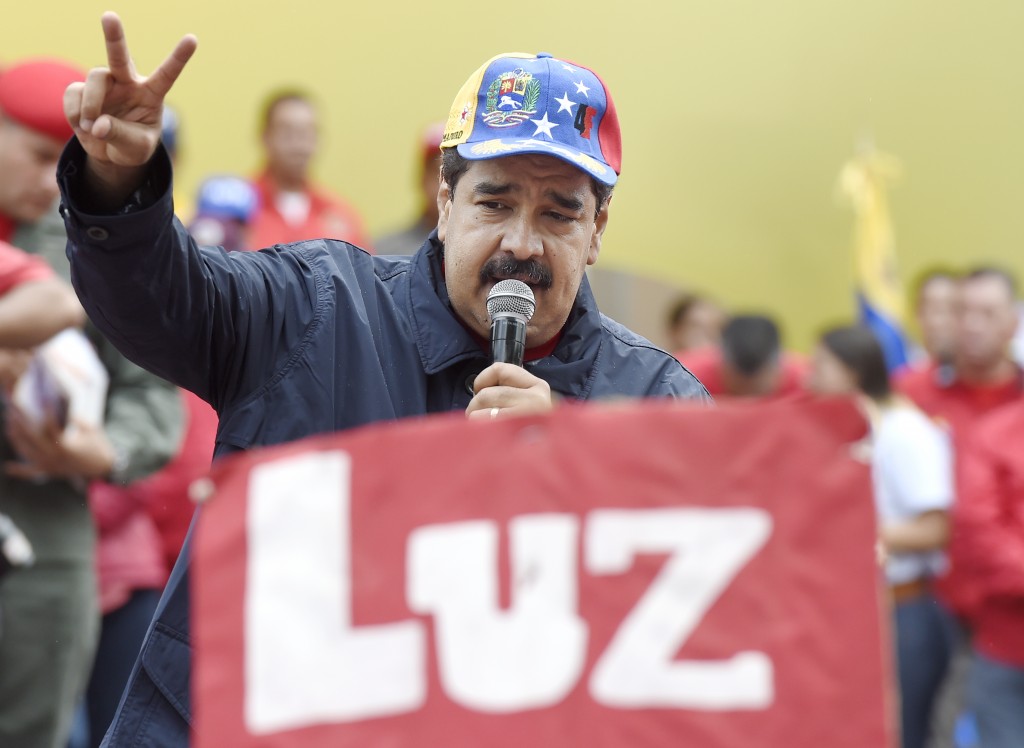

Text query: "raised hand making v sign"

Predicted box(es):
[64, 12, 196, 207]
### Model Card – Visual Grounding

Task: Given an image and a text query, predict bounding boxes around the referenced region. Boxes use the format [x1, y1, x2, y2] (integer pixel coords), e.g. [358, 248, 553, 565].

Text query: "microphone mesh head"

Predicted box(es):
[487, 279, 536, 323]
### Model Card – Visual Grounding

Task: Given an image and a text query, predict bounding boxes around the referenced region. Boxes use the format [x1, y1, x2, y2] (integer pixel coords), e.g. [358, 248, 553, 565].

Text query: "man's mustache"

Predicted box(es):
[480, 256, 553, 289]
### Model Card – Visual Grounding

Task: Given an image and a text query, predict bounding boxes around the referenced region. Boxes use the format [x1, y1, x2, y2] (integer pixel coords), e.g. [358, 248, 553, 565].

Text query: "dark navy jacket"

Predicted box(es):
[58, 140, 708, 747]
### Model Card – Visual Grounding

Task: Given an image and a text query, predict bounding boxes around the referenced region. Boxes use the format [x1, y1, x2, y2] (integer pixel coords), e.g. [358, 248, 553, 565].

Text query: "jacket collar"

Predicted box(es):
[407, 231, 604, 399]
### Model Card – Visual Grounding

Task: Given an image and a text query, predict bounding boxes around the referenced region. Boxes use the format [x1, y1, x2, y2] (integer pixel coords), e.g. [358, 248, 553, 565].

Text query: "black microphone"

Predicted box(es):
[486, 280, 536, 367]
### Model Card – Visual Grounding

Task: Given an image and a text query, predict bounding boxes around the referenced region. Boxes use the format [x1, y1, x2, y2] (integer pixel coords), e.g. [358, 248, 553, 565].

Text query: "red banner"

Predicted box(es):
[193, 398, 896, 748]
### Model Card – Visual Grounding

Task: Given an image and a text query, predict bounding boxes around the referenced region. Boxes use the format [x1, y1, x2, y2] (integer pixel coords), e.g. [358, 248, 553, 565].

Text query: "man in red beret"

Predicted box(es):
[0, 59, 84, 241]
[0, 59, 165, 748]
[0, 52, 189, 748]
[0, 58, 102, 748]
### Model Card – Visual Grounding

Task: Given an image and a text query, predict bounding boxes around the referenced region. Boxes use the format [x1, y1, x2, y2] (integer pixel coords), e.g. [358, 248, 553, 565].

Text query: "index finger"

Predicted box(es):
[473, 362, 543, 393]
[101, 12, 134, 78]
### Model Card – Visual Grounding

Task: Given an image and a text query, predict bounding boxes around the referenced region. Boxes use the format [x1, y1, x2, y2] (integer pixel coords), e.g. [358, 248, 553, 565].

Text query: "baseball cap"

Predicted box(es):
[0, 59, 85, 142]
[195, 176, 259, 223]
[442, 52, 621, 186]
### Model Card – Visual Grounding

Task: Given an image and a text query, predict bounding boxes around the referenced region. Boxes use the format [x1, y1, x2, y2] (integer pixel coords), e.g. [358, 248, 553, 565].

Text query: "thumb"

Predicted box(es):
[94, 115, 160, 167]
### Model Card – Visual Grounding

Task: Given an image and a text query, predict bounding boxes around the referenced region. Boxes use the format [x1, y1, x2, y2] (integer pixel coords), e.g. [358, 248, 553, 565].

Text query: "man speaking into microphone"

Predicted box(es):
[58, 13, 709, 746]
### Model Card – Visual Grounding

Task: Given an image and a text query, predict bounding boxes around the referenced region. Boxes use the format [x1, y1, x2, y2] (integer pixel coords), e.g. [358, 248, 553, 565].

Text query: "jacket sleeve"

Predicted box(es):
[951, 416, 1024, 600]
[57, 139, 322, 412]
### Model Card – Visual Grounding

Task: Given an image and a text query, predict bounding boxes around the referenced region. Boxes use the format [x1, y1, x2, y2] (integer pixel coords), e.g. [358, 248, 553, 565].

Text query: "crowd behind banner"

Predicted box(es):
[0, 50, 1021, 748]
[666, 269, 1024, 748]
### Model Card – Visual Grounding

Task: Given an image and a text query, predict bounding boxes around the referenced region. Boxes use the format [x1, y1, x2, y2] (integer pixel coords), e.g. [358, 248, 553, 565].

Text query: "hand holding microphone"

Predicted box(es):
[465, 280, 553, 420]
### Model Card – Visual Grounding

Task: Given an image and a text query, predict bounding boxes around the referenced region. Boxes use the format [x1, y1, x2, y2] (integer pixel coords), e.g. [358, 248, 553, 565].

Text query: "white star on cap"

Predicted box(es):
[531, 112, 559, 139]
[574, 80, 590, 97]
[554, 92, 576, 114]
[561, 63, 576, 73]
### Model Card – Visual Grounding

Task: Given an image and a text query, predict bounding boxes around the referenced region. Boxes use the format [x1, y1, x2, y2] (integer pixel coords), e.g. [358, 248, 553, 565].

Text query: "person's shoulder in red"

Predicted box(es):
[775, 351, 808, 398]
[895, 357, 1023, 432]
[248, 171, 373, 253]
[674, 345, 723, 396]
[893, 359, 940, 401]
[0, 240, 53, 295]
[674, 346, 806, 400]
[308, 182, 374, 252]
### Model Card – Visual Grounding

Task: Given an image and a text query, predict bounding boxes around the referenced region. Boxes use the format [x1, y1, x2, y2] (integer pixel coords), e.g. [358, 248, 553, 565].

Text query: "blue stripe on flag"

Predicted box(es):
[857, 294, 909, 372]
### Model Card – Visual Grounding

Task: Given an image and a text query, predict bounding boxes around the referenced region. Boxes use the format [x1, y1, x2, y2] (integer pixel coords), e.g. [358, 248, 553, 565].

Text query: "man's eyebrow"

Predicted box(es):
[471, 181, 585, 212]
[547, 190, 585, 213]
[473, 181, 515, 196]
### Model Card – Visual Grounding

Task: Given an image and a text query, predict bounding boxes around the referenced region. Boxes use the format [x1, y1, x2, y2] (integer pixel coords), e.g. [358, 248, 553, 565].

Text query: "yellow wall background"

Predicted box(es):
[4, 1, 1023, 351]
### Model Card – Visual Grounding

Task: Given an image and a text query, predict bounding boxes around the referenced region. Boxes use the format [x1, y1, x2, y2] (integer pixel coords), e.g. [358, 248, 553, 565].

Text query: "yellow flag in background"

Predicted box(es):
[837, 144, 909, 370]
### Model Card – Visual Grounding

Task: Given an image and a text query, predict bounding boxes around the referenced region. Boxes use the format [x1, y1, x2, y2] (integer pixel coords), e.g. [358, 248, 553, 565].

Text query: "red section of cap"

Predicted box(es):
[0, 59, 85, 143]
[564, 58, 622, 176]
[596, 83, 622, 176]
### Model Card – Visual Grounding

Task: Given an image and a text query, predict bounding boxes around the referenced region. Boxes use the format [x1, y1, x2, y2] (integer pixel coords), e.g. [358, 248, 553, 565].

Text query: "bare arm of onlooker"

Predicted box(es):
[4, 409, 116, 482]
[64, 12, 196, 209]
[880, 509, 950, 554]
[0, 278, 84, 347]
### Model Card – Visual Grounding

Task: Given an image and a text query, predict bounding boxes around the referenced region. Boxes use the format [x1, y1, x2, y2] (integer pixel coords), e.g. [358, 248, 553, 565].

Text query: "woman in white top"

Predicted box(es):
[808, 324, 956, 748]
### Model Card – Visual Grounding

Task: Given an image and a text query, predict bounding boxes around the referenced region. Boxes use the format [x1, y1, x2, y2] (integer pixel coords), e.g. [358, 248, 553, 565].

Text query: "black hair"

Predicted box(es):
[666, 293, 704, 330]
[440, 148, 613, 220]
[819, 325, 892, 401]
[963, 265, 1018, 300]
[720, 315, 781, 376]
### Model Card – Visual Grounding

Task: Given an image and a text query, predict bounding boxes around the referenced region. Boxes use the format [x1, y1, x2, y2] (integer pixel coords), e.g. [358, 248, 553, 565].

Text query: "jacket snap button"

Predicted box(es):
[86, 226, 110, 241]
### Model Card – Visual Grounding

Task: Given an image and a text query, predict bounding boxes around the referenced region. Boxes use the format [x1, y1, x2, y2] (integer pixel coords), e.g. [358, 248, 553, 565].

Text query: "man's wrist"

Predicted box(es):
[83, 158, 151, 213]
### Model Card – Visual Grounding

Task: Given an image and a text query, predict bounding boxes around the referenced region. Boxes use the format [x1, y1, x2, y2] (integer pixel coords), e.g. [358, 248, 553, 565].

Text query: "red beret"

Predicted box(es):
[0, 59, 85, 142]
[421, 120, 445, 164]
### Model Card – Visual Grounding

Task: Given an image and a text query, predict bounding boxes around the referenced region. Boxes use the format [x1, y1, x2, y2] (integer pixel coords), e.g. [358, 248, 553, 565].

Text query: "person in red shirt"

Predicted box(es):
[895, 266, 1022, 746]
[249, 90, 372, 251]
[678, 314, 805, 400]
[896, 269, 1022, 612]
[952, 399, 1024, 748]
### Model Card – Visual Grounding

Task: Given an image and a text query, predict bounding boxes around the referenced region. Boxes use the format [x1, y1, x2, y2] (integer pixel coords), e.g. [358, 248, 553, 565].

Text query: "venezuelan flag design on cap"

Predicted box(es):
[442, 53, 621, 186]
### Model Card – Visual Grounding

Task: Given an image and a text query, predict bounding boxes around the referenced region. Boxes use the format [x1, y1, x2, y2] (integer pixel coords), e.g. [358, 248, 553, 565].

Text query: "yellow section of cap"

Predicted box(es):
[442, 52, 536, 149]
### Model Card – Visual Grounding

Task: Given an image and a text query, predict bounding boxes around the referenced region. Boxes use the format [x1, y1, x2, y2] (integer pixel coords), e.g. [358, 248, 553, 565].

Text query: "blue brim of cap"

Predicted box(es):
[457, 139, 618, 187]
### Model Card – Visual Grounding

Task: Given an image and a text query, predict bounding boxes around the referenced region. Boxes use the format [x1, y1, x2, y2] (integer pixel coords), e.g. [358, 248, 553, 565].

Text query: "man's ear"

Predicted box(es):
[436, 180, 453, 243]
[587, 196, 611, 266]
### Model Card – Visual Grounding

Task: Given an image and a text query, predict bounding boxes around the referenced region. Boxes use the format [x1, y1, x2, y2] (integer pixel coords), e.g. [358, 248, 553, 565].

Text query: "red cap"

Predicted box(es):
[0, 59, 85, 142]
[421, 121, 445, 163]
